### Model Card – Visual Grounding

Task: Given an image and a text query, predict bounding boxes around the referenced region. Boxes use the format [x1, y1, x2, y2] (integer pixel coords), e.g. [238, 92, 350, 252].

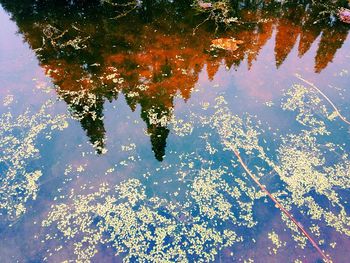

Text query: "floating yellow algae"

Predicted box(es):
[0, 100, 68, 220]
[170, 116, 194, 137]
[296, 75, 350, 126]
[42, 83, 350, 262]
[43, 178, 242, 262]
[268, 231, 286, 255]
[2, 95, 14, 106]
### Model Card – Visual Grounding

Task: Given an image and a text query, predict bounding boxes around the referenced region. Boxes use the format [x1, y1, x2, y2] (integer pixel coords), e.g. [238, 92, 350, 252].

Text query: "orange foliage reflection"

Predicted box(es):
[1, 0, 349, 160]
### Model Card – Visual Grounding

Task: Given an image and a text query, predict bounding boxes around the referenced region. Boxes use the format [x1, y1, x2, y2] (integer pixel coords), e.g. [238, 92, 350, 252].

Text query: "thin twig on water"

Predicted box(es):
[296, 74, 350, 126]
[233, 149, 331, 263]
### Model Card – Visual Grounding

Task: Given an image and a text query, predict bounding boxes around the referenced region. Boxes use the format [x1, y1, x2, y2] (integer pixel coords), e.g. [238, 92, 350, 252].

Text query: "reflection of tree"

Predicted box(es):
[64, 92, 107, 154]
[1, 0, 349, 160]
[142, 110, 170, 162]
[297, 5, 322, 58]
[315, 27, 349, 73]
[274, 20, 300, 67]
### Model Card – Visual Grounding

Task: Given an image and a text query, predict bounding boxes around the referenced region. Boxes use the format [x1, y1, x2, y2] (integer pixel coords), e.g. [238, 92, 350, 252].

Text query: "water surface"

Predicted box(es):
[1, 1, 350, 262]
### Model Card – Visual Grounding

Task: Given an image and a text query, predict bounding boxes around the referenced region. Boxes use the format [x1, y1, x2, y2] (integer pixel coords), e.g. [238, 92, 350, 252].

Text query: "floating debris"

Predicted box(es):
[211, 38, 243, 51]
[338, 8, 350, 24]
[198, 1, 212, 9]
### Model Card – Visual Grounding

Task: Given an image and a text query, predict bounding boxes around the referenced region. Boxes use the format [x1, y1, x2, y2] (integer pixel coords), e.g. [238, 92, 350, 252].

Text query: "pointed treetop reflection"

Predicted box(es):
[1, 0, 349, 160]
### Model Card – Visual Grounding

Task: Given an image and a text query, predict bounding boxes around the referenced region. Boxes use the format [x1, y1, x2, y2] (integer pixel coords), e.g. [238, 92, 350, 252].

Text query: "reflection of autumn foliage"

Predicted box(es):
[274, 20, 300, 67]
[315, 27, 349, 73]
[298, 26, 321, 58]
[1, 0, 349, 160]
[246, 22, 274, 69]
[34, 13, 217, 160]
[100, 24, 214, 160]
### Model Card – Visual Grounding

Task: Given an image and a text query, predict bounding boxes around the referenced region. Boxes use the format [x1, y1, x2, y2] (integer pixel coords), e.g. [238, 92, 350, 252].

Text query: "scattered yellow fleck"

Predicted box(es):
[268, 231, 286, 254]
[76, 165, 85, 172]
[0, 100, 68, 219]
[3, 95, 14, 106]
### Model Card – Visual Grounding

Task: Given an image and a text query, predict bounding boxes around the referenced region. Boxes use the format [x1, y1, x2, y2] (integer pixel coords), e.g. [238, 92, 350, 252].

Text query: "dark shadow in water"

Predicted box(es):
[0, 0, 349, 160]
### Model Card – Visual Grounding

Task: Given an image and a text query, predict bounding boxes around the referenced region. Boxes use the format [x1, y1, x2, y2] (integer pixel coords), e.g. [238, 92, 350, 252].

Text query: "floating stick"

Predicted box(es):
[232, 149, 331, 263]
[296, 74, 350, 126]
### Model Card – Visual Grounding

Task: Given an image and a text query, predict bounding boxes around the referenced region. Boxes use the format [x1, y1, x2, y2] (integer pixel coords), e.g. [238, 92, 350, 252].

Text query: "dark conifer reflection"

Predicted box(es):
[1, 0, 349, 161]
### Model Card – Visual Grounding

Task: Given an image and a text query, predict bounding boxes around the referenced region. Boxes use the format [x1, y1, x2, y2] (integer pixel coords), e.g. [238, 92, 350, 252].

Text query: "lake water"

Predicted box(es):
[1, 1, 350, 262]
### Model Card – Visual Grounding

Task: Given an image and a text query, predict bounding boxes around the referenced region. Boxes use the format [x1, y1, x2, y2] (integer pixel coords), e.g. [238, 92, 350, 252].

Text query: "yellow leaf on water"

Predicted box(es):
[211, 38, 243, 51]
